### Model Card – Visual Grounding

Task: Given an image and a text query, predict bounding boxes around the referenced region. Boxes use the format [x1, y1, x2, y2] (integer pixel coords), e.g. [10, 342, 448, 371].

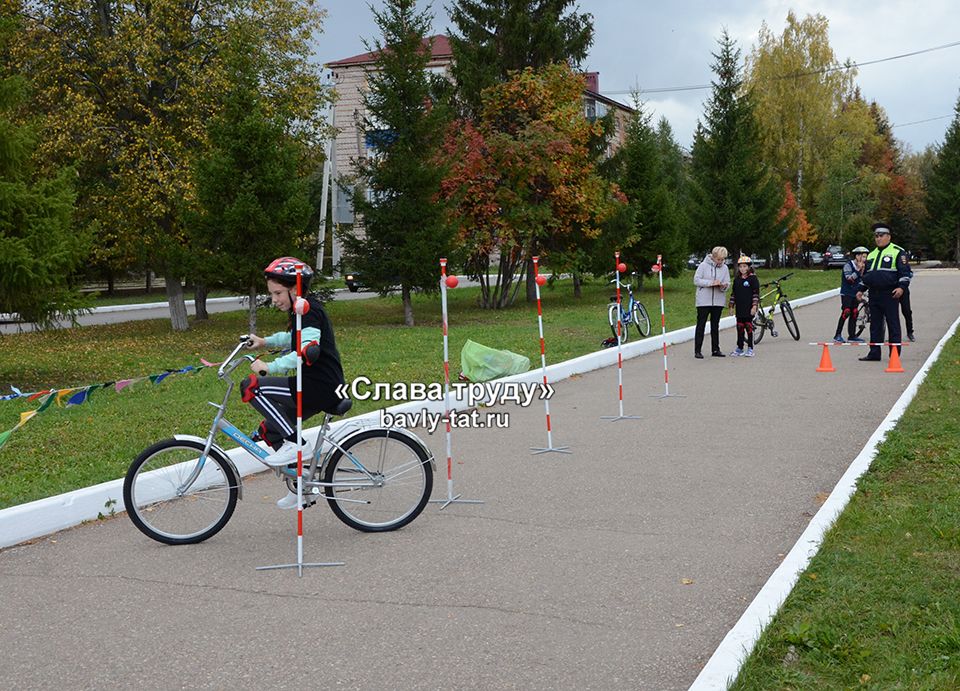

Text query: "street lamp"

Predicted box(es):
[840, 177, 857, 246]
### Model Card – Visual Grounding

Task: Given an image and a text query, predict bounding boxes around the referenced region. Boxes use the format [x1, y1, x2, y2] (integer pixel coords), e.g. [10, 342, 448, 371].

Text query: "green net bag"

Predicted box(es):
[460, 339, 531, 382]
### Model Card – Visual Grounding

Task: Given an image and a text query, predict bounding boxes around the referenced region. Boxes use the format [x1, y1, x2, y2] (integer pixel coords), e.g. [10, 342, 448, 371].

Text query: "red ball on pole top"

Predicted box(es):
[293, 297, 310, 315]
[445, 275, 459, 289]
[535, 275, 547, 286]
[617, 262, 627, 273]
[652, 264, 661, 273]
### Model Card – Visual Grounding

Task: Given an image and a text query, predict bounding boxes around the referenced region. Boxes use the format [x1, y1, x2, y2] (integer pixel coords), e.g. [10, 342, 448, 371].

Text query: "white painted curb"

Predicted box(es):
[690, 311, 960, 690]
[0, 288, 838, 549]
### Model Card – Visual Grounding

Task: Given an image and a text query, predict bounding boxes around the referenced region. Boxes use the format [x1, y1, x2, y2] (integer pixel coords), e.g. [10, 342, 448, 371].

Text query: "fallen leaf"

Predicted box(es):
[808, 573, 818, 580]
[860, 673, 871, 685]
[814, 492, 830, 505]
[681, 578, 694, 585]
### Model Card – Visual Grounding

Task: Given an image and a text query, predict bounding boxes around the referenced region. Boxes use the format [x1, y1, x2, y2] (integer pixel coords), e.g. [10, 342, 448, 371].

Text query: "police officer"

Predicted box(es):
[856, 223, 911, 361]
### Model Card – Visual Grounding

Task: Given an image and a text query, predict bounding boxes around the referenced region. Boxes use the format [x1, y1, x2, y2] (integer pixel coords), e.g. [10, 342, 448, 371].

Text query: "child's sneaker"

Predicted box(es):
[276, 490, 301, 509]
[833, 335, 845, 343]
[262, 439, 311, 468]
[744, 348, 755, 357]
[730, 348, 743, 357]
[276, 489, 315, 510]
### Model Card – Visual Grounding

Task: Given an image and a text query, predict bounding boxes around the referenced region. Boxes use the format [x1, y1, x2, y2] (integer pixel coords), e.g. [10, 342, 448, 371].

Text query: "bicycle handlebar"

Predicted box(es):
[760, 272, 794, 289]
[218, 335, 256, 378]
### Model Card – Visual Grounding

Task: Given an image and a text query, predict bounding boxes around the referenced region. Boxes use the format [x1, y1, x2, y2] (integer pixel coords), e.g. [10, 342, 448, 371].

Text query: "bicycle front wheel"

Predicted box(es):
[780, 301, 800, 340]
[324, 429, 433, 532]
[608, 303, 628, 344]
[752, 311, 767, 345]
[123, 439, 239, 545]
[632, 302, 652, 337]
[855, 303, 870, 337]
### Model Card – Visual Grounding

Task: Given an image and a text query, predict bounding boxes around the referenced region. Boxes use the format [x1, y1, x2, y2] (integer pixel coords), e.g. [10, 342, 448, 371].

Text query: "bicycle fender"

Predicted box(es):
[336, 427, 437, 471]
[173, 434, 244, 500]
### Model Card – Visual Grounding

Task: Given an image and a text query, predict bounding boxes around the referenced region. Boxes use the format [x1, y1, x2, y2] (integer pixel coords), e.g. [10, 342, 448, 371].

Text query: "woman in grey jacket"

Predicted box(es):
[693, 247, 731, 358]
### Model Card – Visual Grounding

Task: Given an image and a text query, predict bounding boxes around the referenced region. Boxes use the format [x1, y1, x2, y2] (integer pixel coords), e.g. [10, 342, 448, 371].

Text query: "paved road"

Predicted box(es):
[0, 290, 379, 334]
[1, 270, 958, 689]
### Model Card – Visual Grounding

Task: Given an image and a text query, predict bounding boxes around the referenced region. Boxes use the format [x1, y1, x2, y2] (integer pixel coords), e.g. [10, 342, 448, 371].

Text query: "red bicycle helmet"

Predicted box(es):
[264, 257, 313, 290]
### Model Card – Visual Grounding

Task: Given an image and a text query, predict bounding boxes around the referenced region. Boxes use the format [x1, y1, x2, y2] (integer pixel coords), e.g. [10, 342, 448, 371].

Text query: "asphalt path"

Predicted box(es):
[1, 270, 958, 689]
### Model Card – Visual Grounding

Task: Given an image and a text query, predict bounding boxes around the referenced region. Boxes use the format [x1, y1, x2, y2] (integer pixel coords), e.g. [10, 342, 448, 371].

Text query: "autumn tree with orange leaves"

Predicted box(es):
[778, 181, 816, 254]
[438, 63, 624, 309]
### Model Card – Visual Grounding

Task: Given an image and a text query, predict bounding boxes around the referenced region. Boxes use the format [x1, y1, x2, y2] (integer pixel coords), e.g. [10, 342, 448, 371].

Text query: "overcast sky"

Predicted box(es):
[316, 1, 960, 154]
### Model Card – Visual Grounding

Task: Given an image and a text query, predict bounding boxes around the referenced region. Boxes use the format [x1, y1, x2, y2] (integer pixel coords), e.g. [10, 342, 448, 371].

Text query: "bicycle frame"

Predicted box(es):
[611, 278, 638, 321]
[757, 276, 791, 320]
[178, 338, 418, 502]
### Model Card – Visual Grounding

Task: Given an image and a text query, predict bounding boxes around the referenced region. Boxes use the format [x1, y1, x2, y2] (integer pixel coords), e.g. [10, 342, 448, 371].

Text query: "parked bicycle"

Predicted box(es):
[123, 336, 434, 545]
[607, 272, 651, 344]
[752, 273, 800, 344]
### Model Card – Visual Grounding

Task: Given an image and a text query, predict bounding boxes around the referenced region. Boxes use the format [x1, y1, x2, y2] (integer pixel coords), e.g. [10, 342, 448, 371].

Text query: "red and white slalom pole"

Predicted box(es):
[257, 264, 343, 574]
[650, 255, 684, 400]
[602, 252, 640, 422]
[530, 256, 571, 455]
[430, 258, 482, 509]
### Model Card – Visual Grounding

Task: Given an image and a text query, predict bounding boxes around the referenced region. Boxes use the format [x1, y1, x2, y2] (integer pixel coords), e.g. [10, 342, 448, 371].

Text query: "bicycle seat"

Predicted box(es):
[332, 398, 353, 416]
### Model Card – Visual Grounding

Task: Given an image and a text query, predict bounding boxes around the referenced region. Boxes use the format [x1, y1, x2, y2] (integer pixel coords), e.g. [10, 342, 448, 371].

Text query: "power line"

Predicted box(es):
[601, 39, 960, 96]
[892, 114, 954, 128]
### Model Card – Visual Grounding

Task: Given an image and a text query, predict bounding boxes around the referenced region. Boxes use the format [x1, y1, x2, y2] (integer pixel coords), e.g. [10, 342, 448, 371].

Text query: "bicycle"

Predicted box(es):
[123, 336, 435, 545]
[854, 295, 870, 338]
[607, 272, 651, 344]
[752, 273, 800, 345]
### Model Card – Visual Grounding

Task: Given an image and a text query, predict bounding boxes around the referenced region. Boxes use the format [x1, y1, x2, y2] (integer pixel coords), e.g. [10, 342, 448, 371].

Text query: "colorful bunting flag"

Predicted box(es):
[66, 388, 90, 406]
[0, 355, 231, 453]
[36, 393, 55, 413]
[55, 389, 76, 406]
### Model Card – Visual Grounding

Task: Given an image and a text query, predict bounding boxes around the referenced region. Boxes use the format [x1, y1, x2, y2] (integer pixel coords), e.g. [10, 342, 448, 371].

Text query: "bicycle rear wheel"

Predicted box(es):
[632, 302, 651, 337]
[780, 300, 800, 340]
[752, 311, 767, 345]
[123, 439, 239, 545]
[608, 303, 628, 344]
[324, 429, 432, 532]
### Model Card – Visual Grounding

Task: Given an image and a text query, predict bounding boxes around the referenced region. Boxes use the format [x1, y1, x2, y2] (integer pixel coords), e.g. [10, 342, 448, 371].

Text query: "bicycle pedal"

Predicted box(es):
[772, 331, 779, 338]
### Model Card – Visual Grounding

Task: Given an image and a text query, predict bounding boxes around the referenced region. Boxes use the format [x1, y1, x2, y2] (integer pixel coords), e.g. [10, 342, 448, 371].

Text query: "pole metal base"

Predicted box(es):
[531, 445, 572, 455]
[256, 561, 345, 575]
[649, 393, 686, 399]
[600, 414, 642, 421]
[429, 494, 485, 510]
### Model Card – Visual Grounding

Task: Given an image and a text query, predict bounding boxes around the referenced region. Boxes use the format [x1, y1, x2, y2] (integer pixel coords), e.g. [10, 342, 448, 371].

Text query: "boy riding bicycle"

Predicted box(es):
[243, 257, 347, 507]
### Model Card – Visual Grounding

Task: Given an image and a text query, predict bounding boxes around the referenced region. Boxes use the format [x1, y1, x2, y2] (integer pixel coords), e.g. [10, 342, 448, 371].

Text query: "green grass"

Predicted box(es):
[732, 331, 960, 689]
[0, 268, 837, 508]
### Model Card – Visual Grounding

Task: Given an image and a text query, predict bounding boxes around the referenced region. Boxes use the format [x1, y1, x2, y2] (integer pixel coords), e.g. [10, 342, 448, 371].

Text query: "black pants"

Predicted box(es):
[900, 286, 913, 334]
[240, 375, 342, 449]
[695, 306, 723, 355]
[868, 292, 902, 358]
[735, 312, 754, 349]
[835, 295, 860, 339]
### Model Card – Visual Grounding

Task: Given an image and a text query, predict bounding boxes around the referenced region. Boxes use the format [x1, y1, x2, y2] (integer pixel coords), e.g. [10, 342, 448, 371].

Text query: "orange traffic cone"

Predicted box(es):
[816, 343, 835, 372]
[885, 346, 904, 373]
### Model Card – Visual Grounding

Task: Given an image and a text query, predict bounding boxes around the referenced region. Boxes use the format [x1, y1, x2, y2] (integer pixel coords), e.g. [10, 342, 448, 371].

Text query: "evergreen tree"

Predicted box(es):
[341, 0, 453, 326]
[924, 90, 960, 262]
[689, 31, 783, 259]
[189, 38, 312, 335]
[604, 104, 687, 279]
[447, 0, 593, 118]
[0, 15, 87, 327]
